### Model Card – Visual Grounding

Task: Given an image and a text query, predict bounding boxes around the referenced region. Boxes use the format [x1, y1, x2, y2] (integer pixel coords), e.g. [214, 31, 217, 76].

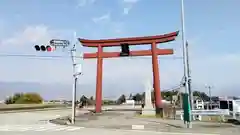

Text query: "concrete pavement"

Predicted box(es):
[0, 109, 72, 125]
[0, 122, 84, 132]
[52, 109, 240, 135]
[0, 127, 220, 135]
[0, 106, 238, 135]
[0, 108, 84, 132]
[0, 108, 203, 134]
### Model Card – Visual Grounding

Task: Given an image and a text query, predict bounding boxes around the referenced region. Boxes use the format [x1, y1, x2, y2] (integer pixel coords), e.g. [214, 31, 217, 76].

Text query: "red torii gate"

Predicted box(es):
[78, 31, 179, 114]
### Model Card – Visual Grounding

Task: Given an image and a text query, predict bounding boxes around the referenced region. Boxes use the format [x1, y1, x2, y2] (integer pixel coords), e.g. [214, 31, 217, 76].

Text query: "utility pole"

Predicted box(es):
[206, 85, 213, 110]
[71, 44, 77, 124]
[186, 41, 193, 110]
[47, 33, 82, 124]
[70, 32, 82, 124]
[180, 0, 192, 128]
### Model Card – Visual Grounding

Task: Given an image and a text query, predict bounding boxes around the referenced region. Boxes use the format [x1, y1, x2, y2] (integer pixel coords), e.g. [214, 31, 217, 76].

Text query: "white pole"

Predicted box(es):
[180, 0, 192, 128]
[71, 32, 77, 124]
[181, 0, 188, 94]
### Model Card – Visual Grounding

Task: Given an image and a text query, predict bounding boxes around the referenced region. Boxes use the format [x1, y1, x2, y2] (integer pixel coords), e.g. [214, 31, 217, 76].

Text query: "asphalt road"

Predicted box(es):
[0, 107, 221, 135]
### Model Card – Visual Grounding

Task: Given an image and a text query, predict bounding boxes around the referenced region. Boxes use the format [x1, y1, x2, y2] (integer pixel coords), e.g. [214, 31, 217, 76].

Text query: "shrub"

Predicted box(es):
[5, 92, 43, 104]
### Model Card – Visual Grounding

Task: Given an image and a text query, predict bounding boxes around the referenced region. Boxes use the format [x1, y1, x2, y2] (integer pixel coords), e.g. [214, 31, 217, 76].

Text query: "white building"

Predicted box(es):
[123, 100, 135, 108]
[124, 100, 135, 105]
[193, 96, 204, 110]
[0, 100, 5, 104]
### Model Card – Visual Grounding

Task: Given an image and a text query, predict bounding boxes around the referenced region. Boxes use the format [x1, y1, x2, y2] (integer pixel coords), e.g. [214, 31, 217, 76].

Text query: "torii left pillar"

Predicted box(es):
[96, 45, 103, 112]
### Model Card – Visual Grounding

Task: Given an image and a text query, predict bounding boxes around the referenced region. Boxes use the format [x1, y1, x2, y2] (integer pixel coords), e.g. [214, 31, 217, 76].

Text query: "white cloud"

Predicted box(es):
[123, 7, 131, 15]
[0, 24, 75, 84]
[1, 25, 50, 46]
[122, 0, 139, 15]
[91, 13, 125, 39]
[77, 0, 96, 7]
[0, 25, 75, 50]
[92, 13, 111, 24]
[123, 0, 139, 3]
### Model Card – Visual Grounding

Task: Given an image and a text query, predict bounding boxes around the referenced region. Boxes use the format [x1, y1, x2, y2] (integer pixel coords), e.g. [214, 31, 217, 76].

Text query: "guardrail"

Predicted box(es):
[176, 109, 230, 116]
[81, 105, 141, 110]
[175, 109, 230, 121]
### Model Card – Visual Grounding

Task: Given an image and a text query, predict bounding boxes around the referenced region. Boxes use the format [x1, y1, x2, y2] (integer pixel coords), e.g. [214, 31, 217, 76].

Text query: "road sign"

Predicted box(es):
[75, 63, 82, 76]
[49, 39, 70, 48]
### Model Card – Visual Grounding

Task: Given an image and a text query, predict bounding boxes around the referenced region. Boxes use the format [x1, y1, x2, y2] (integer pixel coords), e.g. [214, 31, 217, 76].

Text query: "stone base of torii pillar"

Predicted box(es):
[142, 80, 155, 116]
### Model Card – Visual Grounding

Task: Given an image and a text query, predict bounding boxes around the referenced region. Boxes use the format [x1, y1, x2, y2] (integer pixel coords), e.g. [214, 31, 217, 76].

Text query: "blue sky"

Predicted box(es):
[0, 0, 240, 98]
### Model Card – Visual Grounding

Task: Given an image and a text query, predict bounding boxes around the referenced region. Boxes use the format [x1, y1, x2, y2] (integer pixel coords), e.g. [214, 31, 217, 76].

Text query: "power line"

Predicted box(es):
[0, 53, 183, 60]
[0, 54, 64, 58]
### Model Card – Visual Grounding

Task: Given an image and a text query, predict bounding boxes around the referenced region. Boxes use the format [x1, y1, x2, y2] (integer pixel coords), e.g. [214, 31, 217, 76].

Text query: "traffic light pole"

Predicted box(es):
[71, 44, 78, 124]
[45, 38, 79, 124]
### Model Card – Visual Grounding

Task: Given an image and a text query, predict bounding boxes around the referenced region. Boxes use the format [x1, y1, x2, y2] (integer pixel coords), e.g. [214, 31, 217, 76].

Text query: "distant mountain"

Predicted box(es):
[0, 81, 144, 101]
[1, 81, 238, 101]
[0, 82, 71, 100]
[0, 81, 103, 100]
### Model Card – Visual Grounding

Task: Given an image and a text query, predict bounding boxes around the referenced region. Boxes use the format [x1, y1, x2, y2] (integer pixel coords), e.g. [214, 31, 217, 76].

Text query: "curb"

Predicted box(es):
[49, 111, 91, 125]
[50, 120, 220, 135]
[49, 118, 71, 125]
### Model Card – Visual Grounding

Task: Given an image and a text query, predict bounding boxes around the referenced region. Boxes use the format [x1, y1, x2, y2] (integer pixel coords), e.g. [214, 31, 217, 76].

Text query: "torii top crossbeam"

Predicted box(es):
[78, 31, 179, 47]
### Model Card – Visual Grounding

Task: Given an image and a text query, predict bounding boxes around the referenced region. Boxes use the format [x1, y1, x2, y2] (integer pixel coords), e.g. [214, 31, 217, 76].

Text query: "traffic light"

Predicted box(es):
[34, 45, 55, 52]
[120, 43, 130, 56]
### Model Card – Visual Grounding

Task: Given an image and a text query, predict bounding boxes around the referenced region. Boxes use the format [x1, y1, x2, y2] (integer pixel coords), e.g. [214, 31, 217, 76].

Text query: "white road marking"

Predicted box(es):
[132, 125, 145, 130]
[67, 127, 84, 131]
[106, 128, 220, 135]
[0, 123, 85, 132]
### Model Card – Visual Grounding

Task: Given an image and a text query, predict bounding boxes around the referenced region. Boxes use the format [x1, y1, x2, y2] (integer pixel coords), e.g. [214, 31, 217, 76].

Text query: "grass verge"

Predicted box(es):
[0, 104, 67, 111]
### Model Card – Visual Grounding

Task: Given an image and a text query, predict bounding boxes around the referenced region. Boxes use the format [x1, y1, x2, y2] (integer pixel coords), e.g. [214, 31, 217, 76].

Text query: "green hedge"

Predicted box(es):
[5, 92, 43, 104]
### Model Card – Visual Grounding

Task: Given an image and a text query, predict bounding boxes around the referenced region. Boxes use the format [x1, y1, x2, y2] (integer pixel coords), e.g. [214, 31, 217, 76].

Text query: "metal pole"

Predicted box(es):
[71, 77, 77, 124]
[186, 41, 193, 110]
[47, 37, 76, 124]
[207, 86, 212, 110]
[71, 47, 77, 124]
[180, 0, 192, 128]
[180, 0, 188, 94]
